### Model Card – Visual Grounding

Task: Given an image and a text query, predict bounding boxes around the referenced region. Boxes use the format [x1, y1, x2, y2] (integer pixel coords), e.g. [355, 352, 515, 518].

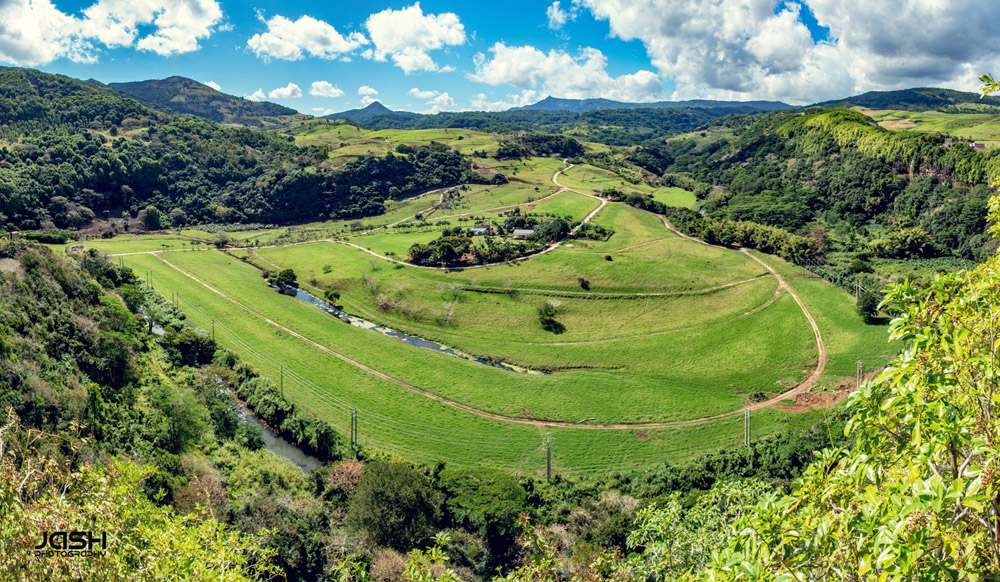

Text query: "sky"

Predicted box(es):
[1, 0, 999, 114]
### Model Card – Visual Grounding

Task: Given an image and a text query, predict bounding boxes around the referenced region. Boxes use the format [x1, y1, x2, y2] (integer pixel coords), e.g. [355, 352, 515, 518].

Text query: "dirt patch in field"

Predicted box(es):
[878, 119, 917, 130]
[0, 258, 22, 275]
[521, 409, 532, 418]
[774, 390, 850, 413]
[472, 165, 499, 179]
[635, 432, 649, 441]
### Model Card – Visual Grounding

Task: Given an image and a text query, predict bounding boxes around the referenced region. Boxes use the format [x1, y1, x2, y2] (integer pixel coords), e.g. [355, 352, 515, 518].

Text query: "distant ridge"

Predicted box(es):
[810, 87, 1000, 112]
[324, 101, 398, 123]
[109, 76, 297, 126]
[514, 95, 793, 113]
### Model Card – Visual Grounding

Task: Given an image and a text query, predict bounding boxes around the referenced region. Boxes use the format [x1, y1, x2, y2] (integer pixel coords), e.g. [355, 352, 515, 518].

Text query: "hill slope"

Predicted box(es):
[812, 87, 1000, 112]
[109, 76, 297, 126]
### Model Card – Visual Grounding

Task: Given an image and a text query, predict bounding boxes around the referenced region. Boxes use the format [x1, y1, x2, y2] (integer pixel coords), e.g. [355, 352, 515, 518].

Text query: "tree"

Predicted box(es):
[855, 288, 881, 323]
[438, 466, 527, 570]
[346, 460, 439, 552]
[138, 205, 162, 230]
[274, 268, 297, 288]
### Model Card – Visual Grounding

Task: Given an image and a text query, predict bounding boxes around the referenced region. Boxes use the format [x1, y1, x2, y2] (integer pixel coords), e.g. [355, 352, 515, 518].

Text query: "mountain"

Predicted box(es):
[109, 76, 297, 126]
[324, 101, 398, 123]
[0, 66, 163, 137]
[811, 87, 1000, 111]
[515, 95, 794, 112]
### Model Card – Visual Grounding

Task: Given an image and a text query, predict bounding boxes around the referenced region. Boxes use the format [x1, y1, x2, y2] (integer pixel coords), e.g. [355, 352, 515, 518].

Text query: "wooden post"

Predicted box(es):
[546, 436, 552, 482]
[744, 407, 751, 446]
[857, 360, 863, 390]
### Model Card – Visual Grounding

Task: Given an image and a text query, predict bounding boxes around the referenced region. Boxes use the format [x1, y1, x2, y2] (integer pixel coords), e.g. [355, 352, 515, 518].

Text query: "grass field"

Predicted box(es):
[120, 250, 795, 474]
[87, 145, 895, 473]
[865, 109, 1000, 145]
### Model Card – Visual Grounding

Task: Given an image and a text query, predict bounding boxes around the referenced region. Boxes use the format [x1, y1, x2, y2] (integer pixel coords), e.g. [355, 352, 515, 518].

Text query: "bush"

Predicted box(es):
[346, 460, 439, 551]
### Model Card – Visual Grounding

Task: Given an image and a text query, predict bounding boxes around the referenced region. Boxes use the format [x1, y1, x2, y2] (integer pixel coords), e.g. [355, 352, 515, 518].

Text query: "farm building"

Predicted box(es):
[512, 229, 535, 239]
[469, 226, 489, 236]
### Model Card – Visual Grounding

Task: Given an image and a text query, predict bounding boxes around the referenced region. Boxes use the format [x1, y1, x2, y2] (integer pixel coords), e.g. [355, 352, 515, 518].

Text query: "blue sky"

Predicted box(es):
[1, 0, 999, 113]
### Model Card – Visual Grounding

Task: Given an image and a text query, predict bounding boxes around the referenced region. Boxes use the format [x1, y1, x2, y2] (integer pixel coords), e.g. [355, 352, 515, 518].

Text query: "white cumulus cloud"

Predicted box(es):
[470, 90, 541, 112]
[471, 43, 663, 102]
[358, 85, 379, 96]
[247, 13, 367, 61]
[204, 80, 221, 91]
[0, 0, 224, 66]
[364, 2, 465, 73]
[310, 80, 344, 97]
[408, 87, 437, 99]
[407, 87, 456, 112]
[311, 107, 336, 115]
[546, 1, 577, 30]
[578, 0, 1000, 103]
[360, 95, 378, 106]
[245, 88, 267, 102]
[268, 82, 302, 99]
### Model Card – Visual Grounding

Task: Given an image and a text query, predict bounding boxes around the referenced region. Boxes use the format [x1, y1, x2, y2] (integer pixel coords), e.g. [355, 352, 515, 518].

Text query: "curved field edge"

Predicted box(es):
[140, 248, 813, 423]
[121, 252, 793, 473]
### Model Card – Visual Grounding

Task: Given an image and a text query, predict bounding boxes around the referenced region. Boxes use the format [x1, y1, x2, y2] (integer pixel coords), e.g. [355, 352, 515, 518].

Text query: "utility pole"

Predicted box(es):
[744, 407, 751, 446]
[211, 318, 215, 342]
[546, 436, 552, 482]
[280, 365, 284, 398]
[350, 409, 358, 448]
[857, 360, 864, 390]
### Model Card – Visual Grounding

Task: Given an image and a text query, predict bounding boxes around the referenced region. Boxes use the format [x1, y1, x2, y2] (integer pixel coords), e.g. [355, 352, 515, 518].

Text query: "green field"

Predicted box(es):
[92, 151, 896, 473]
[120, 249, 794, 474]
[865, 109, 1000, 145]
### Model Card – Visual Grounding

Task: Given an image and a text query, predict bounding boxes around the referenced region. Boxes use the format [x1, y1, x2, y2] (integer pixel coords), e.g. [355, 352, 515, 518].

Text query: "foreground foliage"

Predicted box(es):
[0, 411, 281, 581]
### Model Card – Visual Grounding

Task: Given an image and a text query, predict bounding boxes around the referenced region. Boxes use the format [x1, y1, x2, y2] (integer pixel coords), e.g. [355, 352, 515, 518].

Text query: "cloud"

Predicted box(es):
[408, 87, 437, 99]
[407, 87, 456, 112]
[578, 0, 1000, 103]
[247, 13, 367, 61]
[471, 42, 663, 102]
[310, 80, 344, 97]
[358, 85, 379, 95]
[268, 82, 302, 99]
[360, 95, 378, 106]
[364, 2, 465, 73]
[311, 107, 335, 115]
[546, 1, 576, 30]
[204, 80, 221, 91]
[0, 0, 223, 65]
[471, 90, 541, 112]
[245, 88, 267, 102]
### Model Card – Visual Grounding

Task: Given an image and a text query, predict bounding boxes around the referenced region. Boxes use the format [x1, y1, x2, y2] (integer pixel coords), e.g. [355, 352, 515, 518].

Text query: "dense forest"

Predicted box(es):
[631, 108, 999, 265]
[0, 68, 487, 231]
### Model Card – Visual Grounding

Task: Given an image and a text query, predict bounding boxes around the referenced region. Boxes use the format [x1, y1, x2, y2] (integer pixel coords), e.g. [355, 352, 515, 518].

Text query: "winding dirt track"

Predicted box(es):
[328, 161, 608, 271]
[138, 196, 825, 430]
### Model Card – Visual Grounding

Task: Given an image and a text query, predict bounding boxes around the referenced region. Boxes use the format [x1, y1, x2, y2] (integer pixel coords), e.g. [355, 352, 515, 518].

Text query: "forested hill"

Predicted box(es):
[0, 66, 164, 136]
[632, 108, 1000, 261]
[109, 76, 298, 126]
[0, 67, 487, 231]
[812, 87, 1000, 112]
[351, 106, 729, 145]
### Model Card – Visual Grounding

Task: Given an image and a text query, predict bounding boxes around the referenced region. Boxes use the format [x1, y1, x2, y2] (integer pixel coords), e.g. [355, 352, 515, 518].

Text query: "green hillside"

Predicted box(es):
[110, 76, 299, 127]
